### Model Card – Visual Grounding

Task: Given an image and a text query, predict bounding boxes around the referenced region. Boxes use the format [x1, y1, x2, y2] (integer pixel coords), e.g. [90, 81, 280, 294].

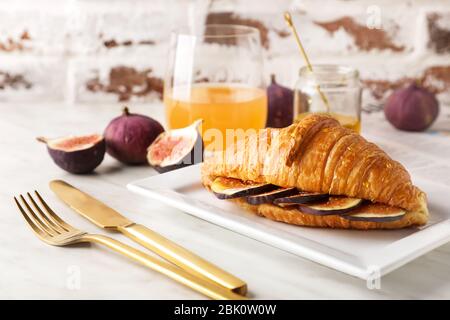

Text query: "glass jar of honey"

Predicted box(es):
[294, 65, 362, 132]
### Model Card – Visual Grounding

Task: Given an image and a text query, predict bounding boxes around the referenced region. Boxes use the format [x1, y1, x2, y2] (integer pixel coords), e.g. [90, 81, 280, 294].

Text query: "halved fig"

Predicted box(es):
[37, 134, 105, 174]
[147, 119, 203, 173]
[211, 177, 277, 199]
[246, 187, 298, 205]
[299, 197, 363, 216]
[343, 203, 406, 222]
[273, 192, 329, 206]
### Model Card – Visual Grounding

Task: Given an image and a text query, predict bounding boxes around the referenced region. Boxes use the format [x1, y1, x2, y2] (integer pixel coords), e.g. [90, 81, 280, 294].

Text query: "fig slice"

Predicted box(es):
[343, 203, 406, 222]
[299, 197, 363, 216]
[147, 119, 203, 173]
[37, 134, 105, 174]
[246, 187, 298, 205]
[273, 192, 329, 206]
[211, 177, 277, 199]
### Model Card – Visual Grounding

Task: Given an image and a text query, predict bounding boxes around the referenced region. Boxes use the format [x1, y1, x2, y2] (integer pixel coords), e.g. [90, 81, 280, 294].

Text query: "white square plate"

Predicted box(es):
[128, 164, 450, 280]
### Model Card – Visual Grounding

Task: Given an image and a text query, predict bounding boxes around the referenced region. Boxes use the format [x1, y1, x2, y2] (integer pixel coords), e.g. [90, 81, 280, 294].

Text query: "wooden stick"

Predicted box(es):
[284, 12, 331, 112]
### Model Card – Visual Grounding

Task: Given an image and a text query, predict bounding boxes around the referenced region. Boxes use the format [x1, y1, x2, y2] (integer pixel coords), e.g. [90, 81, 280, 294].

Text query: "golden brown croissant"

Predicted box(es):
[201, 114, 428, 230]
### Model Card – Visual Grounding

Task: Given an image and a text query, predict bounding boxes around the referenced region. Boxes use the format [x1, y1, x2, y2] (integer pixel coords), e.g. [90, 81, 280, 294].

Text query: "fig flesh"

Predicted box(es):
[38, 134, 105, 174]
[299, 197, 363, 216]
[273, 192, 329, 206]
[104, 107, 164, 165]
[266, 74, 294, 128]
[147, 119, 203, 173]
[343, 203, 405, 222]
[246, 187, 298, 205]
[211, 177, 277, 200]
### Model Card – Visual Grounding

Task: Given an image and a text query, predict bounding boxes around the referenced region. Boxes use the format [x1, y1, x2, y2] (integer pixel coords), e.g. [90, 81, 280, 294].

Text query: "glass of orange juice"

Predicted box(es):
[164, 25, 267, 151]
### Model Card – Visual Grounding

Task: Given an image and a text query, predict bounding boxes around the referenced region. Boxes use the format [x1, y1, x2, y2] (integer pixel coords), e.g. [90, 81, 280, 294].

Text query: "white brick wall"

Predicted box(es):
[0, 0, 448, 105]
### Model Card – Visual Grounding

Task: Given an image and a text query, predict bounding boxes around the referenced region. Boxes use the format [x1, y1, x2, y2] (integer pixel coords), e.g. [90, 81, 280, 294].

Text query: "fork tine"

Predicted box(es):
[27, 192, 66, 234]
[19, 195, 57, 236]
[14, 196, 47, 239]
[34, 190, 75, 232]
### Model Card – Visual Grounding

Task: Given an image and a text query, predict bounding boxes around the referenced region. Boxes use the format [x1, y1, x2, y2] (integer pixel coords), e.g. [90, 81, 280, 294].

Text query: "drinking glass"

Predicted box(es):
[164, 25, 267, 151]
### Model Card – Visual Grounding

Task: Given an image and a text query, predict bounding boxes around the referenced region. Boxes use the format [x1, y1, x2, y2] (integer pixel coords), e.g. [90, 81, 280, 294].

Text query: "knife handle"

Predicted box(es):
[119, 223, 247, 295]
[86, 234, 247, 300]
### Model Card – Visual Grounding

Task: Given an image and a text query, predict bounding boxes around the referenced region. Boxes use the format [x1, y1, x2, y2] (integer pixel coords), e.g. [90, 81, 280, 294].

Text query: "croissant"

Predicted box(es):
[201, 114, 428, 230]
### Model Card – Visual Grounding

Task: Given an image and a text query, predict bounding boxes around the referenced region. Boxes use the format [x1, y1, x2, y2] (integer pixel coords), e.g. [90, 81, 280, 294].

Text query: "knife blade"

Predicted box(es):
[50, 180, 247, 295]
[49, 180, 133, 229]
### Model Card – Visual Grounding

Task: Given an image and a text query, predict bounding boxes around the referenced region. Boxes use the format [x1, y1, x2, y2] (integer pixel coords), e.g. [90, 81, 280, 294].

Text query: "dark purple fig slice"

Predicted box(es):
[211, 177, 277, 199]
[147, 119, 203, 173]
[37, 134, 105, 174]
[299, 197, 363, 216]
[343, 203, 406, 222]
[273, 191, 329, 206]
[246, 187, 298, 205]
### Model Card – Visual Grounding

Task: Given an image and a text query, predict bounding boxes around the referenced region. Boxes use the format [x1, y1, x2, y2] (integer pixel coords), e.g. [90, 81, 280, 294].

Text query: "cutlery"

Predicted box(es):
[13, 191, 247, 300]
[49, 180, 247, 295]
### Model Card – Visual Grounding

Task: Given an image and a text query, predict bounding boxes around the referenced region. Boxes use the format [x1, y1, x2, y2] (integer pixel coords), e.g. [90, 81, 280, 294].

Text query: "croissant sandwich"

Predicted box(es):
[201, 114, 428, 230]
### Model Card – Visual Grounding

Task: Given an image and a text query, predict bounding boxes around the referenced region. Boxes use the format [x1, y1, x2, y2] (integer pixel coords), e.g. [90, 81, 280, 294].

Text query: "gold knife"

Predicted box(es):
[49, 180, 247, 295]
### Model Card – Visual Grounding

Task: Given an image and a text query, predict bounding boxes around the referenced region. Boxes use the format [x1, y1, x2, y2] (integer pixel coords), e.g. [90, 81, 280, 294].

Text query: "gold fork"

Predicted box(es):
[13, 191, 247, 300]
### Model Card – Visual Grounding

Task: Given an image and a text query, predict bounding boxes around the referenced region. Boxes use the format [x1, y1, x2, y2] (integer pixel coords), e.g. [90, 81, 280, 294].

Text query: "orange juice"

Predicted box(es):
[165, 84, 267, 149]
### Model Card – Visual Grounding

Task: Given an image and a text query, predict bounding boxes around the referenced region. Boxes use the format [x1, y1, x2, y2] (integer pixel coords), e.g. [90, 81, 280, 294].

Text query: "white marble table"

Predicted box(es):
[1, 102, 449, 299]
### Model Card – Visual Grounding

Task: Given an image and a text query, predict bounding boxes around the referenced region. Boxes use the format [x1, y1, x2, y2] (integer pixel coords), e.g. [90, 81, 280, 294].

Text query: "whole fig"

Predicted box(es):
[384, 83, 439, 132]
[104, 107, 164, 164]
[266, 74, 294, 128]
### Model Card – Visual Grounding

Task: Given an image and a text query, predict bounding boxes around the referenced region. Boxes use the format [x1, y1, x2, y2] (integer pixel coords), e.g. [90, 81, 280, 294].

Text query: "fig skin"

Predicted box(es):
[266, 74, 294, 128]
[384, 83, 439, 132]
[38, 135, 106, 174]
[104, 107, 164, 165]
[299, 197, 363, 216]
[210, 177, 277, 199]
[246, 187, 298, 205]
[273, 192, 329, 205]
[343, 203, 405, 222]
